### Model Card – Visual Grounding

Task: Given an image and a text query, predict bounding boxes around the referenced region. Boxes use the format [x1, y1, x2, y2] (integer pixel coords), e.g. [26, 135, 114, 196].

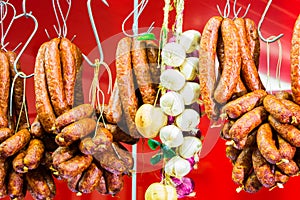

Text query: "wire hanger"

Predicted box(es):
[13, 0, 38, 79]
[258, 0, 283, 43]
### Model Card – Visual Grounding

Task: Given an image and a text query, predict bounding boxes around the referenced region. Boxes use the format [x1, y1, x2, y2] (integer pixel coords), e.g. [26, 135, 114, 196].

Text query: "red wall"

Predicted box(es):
[2, 0, 300, 199]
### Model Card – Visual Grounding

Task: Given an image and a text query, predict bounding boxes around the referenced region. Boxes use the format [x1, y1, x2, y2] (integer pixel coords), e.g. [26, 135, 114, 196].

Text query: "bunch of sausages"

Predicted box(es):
[220, 15, 300, 193]
[198, 15, 263, 121]
[101, 37, 160, 141]
[23, 36, 138, 199]
[0, 49, 57, 199]
[221, 91, 300, 193]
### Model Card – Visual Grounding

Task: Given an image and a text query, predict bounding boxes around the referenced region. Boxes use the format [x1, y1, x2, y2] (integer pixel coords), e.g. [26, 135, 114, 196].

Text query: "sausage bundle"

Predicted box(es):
[48, 104, 134, 197]
[34, 37, 83, 134]
[221, 91, 300, 193]
[199, 16, 264, 121]
[100, 37, 162, 143]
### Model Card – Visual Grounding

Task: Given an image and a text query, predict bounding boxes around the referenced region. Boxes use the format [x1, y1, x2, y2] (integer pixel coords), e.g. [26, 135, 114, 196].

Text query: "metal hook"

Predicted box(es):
[83, 0, 112, 94]
[216, 0, 230, 18]
[121, 0, 155, 37]
[48, 0, 71, 38]
[258, 0, 283, 43]
[233, 0, 251, 19]
[0, 1, 16, 51]
[13, 0, 38, 79]
[84, 0, 109, 65]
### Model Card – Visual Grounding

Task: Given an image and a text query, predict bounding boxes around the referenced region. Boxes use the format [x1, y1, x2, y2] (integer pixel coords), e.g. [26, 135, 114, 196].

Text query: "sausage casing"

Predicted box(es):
[7, 170, 26, 199]
[0, 128, 13, 143]
[34, 42, 57, 133]
[104, 81, 122, 124]
[6, 51, 27, 128]
[229, 106, 267, 143]
[268, 115, 300, 147]
[146, 40, 160, 84]
[257, 123, 282, 164]
[244, 171, 262, 193]
[57, 154, 93, 179]
[263, 94, 292, 124]
[214, 18, 241, 104]
[52, 145, 78, 168]
[234, 18, 264, 91]
[23, 139, 45, 170]
[0, 158, 8, 198]
[245, 18, 260, 70]
[55, 118, 96, 146]
[60, 37, 77, 108]
[291, 15, 300, 104]
[221, 89, 267, 119]
[116, 37, 140, 139]
[131, 38, 156, 105]
[232, 146, 253, 185]
[44, 37, 69, 116]
[78, 162, 102, 194]
[0, 128, 31, 158]
[252, 148, 275, 188]
[104, 171, 124, 195]
[55, 104, 94, 131]
[0, 51, 10, 128]
[198, 16, 223, 120]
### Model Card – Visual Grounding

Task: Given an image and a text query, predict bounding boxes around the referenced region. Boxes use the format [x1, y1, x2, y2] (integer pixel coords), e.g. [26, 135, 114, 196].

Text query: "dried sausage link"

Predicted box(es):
[198, 16, 223, 120]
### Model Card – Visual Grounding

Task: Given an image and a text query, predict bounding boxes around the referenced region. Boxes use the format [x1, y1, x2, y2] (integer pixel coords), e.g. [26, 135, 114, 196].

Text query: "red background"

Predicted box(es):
[2, 0, 300, 199]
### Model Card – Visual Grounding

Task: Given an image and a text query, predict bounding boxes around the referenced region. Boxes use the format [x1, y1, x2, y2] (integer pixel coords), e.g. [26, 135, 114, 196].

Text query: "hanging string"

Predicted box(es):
[10, 72, 30, 132]
[83, 0, 113, 95]
[121, 0, 155, 37]
[157, 0, 171, 71]
[275, 39, 283, 89]
[173, 0, 184, 42]
[265, 35, 283, 93]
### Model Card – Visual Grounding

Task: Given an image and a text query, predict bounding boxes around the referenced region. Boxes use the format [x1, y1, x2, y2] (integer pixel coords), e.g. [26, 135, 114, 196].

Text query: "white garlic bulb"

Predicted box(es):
[164, 156, 191, 178]
[159, 125, 184, 148]
[178, 136, 202, 159]
[175, 109, 200, 132]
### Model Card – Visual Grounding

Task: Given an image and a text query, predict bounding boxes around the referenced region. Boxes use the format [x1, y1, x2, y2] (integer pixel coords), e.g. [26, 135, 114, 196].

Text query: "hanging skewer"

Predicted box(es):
[258, 0, 283, 43]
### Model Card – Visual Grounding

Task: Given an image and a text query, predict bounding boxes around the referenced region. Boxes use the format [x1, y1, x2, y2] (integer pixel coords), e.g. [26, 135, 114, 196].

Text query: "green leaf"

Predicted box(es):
[162, 145, 176, 159]
[137, 33, 156, 41]
[148, 139, 161, 150]
[150, 153, 163, 165]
